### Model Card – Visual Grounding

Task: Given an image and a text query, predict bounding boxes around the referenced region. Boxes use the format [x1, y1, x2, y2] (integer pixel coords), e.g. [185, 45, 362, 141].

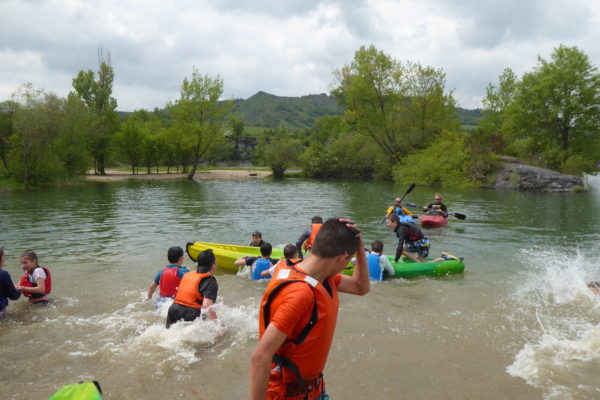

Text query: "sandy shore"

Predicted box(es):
[85, 169, 271, 182]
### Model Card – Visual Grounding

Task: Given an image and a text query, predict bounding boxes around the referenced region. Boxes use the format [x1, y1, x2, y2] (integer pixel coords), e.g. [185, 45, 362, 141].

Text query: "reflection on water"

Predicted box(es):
[1, 179, 599, 399]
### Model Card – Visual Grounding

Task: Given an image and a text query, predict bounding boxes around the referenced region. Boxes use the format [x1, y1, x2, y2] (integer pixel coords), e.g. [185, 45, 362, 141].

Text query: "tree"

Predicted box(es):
[116, 117, 146, 174]
[71, 49, 119, 175]
[332, 45, 458, 162]
[167, 67, 232, 180]
[510, 45, 600, 152]
[0, 100, 19, 172]
[260, 135, 303, 178]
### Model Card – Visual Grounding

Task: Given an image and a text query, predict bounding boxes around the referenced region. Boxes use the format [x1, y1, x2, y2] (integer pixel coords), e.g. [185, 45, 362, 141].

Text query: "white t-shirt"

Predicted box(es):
[30, 267, 47, 283]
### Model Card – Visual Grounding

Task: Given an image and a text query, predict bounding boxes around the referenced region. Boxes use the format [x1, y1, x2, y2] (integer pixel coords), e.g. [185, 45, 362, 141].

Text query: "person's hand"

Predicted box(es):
[337, 218, 361, 239]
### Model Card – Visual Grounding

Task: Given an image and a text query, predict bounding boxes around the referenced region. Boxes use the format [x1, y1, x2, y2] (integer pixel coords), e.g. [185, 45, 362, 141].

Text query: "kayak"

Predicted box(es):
[343, 255, 465, 279]
[187, 241, 465, 279]
[420, 215, 448, 228]
[186, 241, 284, 272]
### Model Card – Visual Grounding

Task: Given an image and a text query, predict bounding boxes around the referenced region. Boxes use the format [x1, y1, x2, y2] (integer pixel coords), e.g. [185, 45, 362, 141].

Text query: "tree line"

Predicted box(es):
[1, 44, 598, 189]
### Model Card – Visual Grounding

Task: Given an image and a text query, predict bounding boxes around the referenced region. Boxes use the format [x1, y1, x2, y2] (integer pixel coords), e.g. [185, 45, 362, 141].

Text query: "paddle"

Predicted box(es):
[404, 202, 467, 220]
[381, 183, 416, 223]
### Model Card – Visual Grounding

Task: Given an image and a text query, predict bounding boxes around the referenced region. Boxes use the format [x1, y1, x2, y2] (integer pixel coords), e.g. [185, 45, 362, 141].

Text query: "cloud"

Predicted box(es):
[0, 0, 599, 110]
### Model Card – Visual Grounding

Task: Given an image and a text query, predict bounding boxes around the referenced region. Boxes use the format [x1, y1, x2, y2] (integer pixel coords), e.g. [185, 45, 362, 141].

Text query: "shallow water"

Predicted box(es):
[1, 178, 600, 399]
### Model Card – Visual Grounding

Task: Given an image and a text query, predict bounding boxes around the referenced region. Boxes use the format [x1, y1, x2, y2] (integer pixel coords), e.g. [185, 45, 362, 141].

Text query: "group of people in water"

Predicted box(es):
[2, 191, 599, 399]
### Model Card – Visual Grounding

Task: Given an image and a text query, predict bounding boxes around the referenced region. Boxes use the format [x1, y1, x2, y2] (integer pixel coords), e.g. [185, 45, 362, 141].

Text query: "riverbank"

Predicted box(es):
[85, 168, 272, 182]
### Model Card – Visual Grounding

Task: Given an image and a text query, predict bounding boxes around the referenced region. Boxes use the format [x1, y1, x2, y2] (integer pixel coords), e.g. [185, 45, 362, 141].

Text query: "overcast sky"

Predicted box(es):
[1, 0, 599, 111]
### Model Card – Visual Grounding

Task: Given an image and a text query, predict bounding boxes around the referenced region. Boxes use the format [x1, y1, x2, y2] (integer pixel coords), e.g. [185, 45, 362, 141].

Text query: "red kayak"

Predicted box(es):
[420, 215, 448, 228]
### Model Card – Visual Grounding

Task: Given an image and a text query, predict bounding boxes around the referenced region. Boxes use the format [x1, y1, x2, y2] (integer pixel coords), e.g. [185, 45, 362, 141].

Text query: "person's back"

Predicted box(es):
[146, 246, 189, 301]
[0, 249, 21, 317]
[166, 249, 218, 328]
[367, 240, 395, 281]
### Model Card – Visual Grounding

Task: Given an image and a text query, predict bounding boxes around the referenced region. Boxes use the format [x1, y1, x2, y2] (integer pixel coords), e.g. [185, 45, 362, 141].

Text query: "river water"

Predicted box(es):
[1, 177, 600, 400]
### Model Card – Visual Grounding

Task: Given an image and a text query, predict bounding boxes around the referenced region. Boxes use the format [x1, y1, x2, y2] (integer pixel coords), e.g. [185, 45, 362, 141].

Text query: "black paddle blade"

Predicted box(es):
[453, 213, 466, 220]
[405, 202, 418, 208]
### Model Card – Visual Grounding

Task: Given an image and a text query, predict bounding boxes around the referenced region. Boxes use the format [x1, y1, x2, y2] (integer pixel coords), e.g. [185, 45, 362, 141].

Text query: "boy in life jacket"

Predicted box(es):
[386, 197, 415, 223]
[249, 217, 370, 400]
[0, 248, 21, 318]
[234, 242, 280, 280]
[146, 246, 190, 301]
[261, 244, 299, 278]
[15, 249, 51, 304]
[366, 240, 395, 281]
[166, 249, 218, 328]
[295, 216, 323, 258]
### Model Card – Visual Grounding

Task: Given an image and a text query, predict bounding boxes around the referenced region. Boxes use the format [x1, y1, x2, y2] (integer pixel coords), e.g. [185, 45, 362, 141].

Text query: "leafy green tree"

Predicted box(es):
[116, 117, 146, 174]
[55, 94, 92, 176]
[71, 49, 119, 175]
[332, 45, 458, 162]
[260, 135, 303, 178]
[167, 67, 232, 180]
[509, 45, 600, 153]
[0, 100, 19, 172]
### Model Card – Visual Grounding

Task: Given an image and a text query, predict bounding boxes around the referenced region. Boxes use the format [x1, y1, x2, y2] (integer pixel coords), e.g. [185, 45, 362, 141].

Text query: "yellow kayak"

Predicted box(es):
[185, 241, 284, 272]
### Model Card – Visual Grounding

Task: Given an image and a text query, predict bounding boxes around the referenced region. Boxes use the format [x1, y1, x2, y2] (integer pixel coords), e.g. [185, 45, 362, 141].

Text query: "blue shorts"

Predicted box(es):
[405, 239, 430, 258]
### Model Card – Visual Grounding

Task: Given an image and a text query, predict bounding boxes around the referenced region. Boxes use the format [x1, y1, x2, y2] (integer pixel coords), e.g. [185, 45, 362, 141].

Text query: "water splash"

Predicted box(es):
[583, 173, 600, 192]
[505, 248, 600, 399]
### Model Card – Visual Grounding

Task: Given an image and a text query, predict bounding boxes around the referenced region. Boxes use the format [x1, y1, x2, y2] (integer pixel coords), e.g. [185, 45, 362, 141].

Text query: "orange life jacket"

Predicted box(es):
[173, 271, 212, 309]
[259, 263, 339, 398]
[159, 266, 182, 298]
[20, 266, 52, 300]
[304, 223, 323, 250]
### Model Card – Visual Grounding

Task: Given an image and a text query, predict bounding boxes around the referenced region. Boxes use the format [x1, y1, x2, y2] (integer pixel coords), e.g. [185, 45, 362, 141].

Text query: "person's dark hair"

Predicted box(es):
[260, 242, 272, 257]
[310, 218, 360, 258]
[197, 249, 216, 273]
[252, 231, 262, 238]
[0, 248, 4, 258]
[167, 246, 184, 263]
[587, 281, 600, 288]
[371, 240, 384, 253]
[283, 244, 297, 259]
[387, 214, 400, 224]
[21, 249, 38, 263]
[311, 216, 323, 224]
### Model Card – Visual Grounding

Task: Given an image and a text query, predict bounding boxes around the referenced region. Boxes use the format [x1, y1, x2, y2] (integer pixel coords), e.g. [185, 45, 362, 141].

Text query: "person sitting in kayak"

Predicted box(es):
[366, 240, 395, 281]
[296, 216, 323, 258]
[234, 242, 280, 280]
[15, 249, 51, 305]
[166, 249, 218, 328]
[261, 244, 299, 278]
[250, 231, 265, 247]
[386, 197, 415, 223]
[0, 248, 21, 318]
[422, 193, 448, 217]
[146, 246, 190, 302]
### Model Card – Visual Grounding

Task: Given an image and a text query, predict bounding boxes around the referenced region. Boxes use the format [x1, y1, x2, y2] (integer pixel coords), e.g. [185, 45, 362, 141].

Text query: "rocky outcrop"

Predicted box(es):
[494, 156, 584, 192]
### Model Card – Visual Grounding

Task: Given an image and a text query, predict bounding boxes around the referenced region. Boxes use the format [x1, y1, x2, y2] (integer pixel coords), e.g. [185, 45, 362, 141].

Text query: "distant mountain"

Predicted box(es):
[119, 91, 483, 131]
[231, 91, 343, 131]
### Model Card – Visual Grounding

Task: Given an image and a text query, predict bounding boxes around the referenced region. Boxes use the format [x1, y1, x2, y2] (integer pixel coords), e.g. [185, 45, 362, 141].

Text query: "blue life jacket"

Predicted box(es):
[252, 258, 272, 280]
[394, 206, 415, 224]
[367, 253, 383, 281]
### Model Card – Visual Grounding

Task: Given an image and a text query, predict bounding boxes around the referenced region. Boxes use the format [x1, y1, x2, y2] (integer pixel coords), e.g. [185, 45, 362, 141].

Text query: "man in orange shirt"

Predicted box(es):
[250, 218, 369, 399]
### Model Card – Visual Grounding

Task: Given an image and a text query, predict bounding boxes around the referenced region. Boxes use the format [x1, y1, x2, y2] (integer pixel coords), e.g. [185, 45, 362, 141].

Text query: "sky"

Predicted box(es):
[1, 0, 599, 111]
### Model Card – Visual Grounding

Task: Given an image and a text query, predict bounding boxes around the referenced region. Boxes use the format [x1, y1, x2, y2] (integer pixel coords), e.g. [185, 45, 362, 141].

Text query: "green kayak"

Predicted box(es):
[343, 255, 465, 279]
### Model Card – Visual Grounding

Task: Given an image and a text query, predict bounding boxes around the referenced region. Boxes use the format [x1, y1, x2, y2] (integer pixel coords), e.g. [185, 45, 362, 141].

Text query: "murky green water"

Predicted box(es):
[1, 178, 599, 399]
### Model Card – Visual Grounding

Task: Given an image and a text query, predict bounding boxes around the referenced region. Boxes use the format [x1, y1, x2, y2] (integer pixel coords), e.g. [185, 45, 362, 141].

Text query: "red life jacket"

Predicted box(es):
[259, 263, 339, 398]
[173, 272, 212, 309]
[305, 223, 323, 250]
[20, 266, 52, 299]
[159, 266, 182, 297]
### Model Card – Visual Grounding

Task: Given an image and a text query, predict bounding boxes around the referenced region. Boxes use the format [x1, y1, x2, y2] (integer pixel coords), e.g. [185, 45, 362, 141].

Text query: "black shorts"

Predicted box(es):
[166, 302, 201, 328]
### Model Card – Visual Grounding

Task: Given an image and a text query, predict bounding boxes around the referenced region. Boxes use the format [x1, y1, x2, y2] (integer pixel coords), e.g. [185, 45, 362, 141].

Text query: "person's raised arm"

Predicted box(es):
[250, 324, 288, 400]
[234, 256, 249, 267]
[338, 241, 369, 295]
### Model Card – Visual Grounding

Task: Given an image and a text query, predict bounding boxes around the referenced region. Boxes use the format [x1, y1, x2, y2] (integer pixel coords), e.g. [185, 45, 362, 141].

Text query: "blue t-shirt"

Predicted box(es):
[153, 264, 190, 285]
[0, 269, 21, 311]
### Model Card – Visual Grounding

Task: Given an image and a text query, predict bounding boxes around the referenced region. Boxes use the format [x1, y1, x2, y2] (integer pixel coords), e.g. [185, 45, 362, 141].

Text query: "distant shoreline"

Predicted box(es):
[85, 168, 272, 182]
